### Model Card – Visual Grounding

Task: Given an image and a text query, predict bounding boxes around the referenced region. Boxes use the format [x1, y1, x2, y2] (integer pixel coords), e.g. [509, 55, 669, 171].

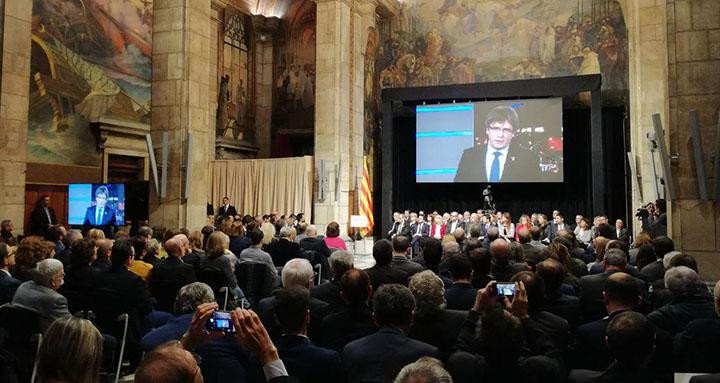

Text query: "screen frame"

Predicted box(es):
[67, 183, 126, 226]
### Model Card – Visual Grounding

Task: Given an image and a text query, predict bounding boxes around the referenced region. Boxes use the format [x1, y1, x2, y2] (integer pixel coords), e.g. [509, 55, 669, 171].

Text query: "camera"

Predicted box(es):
[635, 207, 649, 219]
[206, 310, 234, 333]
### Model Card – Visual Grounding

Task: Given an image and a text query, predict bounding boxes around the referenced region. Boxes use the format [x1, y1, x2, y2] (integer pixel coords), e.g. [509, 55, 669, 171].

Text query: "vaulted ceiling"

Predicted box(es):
[230, 0, 295, 18]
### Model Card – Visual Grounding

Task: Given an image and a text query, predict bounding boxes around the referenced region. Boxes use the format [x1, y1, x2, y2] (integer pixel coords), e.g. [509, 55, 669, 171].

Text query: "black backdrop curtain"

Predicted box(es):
[387, 106, 628, 223]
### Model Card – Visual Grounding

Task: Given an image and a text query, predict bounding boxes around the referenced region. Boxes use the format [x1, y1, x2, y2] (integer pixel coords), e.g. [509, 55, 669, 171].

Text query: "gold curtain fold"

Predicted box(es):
[210, 156, 313, 221]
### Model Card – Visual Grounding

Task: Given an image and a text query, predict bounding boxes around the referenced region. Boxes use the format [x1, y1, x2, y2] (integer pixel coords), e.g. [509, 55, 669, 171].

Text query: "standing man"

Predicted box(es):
[455, 105, 541, 182]
[217, 196, 238, 217]
[29, 195, 57, 236]
[83, 186, 117, 226]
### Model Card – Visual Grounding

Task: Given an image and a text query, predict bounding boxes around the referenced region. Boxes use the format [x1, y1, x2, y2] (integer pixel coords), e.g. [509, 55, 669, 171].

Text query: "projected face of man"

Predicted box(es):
[486, 119, 514, 150]
[96, 192, 108, 209]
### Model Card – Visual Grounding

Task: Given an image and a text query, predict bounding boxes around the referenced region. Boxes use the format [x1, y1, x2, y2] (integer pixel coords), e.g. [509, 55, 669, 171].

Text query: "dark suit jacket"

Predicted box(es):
[320, 305, 377, 352]
[444, 282, 477, 311]
[454, 144, 541, 182]
[532, 310, 570, 353]
[543, 290, 581, 329]
[182, 250, 207, 275]
[491, 261, 529, 282]
[299, 237, 331, 259]
[218, 205, 238, 217]
[647, 293, 717, 334]
[266, 239, 304, 267]
[58, 264, 100, 313]
[568, 362, 657, 383]
[409, 309, 466, 356]
[257, 296, 329, 343]
[640, 260, 665, 283]
[409, 222, 430, 239]
[93, 265, 153, 343]
[391, 255, 424, 277]
[149, 257, 196, 312]
[28, 205, 57, 236]
[365, 264, 408, 290]
[613, 228, 630, 242]
[674, 318, 720, 373]
[310, 279, 344, 313]
[83, 205, 117, 226]
[229, 235, 252, 257]
[276, 335, 344, 383]
[446, 220, 466, 235]
[579, 270, 646, 322]
[343, 327, 438, 383]
[387, 221, 411, 238]
[521, 242, 543, 265]
[0, 270, 21, 306]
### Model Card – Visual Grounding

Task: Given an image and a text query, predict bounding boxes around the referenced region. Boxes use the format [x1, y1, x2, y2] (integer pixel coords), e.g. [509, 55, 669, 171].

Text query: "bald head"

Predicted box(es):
[172, 234, 189, 256]
[490, 239, 511, 262]
[164, 238, 182, 258]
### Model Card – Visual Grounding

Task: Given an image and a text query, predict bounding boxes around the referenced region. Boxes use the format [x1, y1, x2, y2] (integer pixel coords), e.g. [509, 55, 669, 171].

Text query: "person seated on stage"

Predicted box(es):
[343, 284, 439, 383]
[408, 271, 467, 357]
[365, 239, 408, 291]
[429, 215, 446, 240]
[266, 226, 304, 268]
[568, 311, 657, 383]
[273, 286, 343, 383]
[444, 255, 477, 311]
[515, 214, 532, 241]
[323, 221, 347, 251]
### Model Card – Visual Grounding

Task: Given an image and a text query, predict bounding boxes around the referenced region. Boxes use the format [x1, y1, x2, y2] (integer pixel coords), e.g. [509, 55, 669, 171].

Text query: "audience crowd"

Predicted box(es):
[0, 204, 718, 383]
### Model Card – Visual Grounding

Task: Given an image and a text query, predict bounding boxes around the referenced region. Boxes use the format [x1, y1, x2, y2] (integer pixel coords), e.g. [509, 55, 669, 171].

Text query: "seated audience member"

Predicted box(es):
[518, 228, 542, 266]
[641, 236, 674, 282]
[0, 243, 20, 305]
[298, 225, 332, 259]
[14, 236, 52, 282]
[634, 244, 657, 271]
[137, 306, 296, 383]
[199, 231, 241, 297]
[266, 226, 304, 267]
[530, 226, 547, 249]
[183, 230, 207, 274]
[552, 237, 588, 277]
[572, 272, 641, 371]
[674, 280, 720, 373]
[257, 258, 329, 342]
[87, 228, 106, 244]
[448, 281, 563, 383]
[411, 237, 438, 271]
[311, 250, 353, 312]
[93, 239, 154, 366]
[229, 223, 251, 256]
[587, 236, 609, 274]
[294, 222, 308, 243]
[647, 266, 717, 334]
[128, 237, 153, 282]
[260, 221, 276, 247]
[323, 221, 347, 250]
[56, 229, 82, 267]
[343, 284, 439, 383]
[273, 286, 343, 383]
[438, 241, 461, 277]
[12, 258, 69, 331]
[394, 357, 452, 383]
[408, 271, 466, 356]
[92, 238, 113, 272]
[468, 247, 494, 289]
[58, 238, 99, 313]
[579, 249, 646, 323]
[0, 219, 17, 246]
[391, 235, 424, 277]
[444, 255, 477, 310]
[149, 236, 197, 312]
[628, 232, 652, 266]
[36, 316, 103, 383]
[536, 258, 580, 328]
[366, 239, 408, 290]
[320, 269, 377, 352]
[568, 311, 657, 383]
[489, 239, 528, 282]
[239, 228, 281, 284]
[45, 225, 66, 258]
[511, 271, 570, 352]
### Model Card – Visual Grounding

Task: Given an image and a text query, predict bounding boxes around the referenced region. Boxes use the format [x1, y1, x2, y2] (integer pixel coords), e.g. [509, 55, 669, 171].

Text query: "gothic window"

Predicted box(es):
[224, 12, 248, 52]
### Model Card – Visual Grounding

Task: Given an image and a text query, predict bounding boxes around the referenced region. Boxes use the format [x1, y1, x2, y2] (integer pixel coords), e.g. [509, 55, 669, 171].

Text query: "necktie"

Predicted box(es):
[489, 151, 502, 182]
[96, 208, 102, 225]
[44, 208, 51, 224]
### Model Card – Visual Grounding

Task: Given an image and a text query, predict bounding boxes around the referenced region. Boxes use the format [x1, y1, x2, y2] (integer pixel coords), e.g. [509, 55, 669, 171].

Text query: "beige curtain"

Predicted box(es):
[210, 156, 313, 221]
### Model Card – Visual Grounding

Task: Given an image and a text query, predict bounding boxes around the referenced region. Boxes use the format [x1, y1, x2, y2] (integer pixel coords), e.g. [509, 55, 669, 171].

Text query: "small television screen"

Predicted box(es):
[68, 184, 125, 226]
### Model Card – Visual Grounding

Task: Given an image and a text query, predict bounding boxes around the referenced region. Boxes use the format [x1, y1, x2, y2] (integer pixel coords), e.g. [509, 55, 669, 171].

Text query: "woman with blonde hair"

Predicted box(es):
[587, 236, 609, 273]
[515, 214, 531, 241]
[37, 316, 103, 383]
[87, 228, 105, 244]
[260, 222, 276, 246]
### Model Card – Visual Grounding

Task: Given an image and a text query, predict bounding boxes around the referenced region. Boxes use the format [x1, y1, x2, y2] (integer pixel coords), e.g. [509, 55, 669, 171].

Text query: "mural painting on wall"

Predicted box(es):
[29, 0, 153, 165]
[272, 0, 316, 155]
[377, 0, 628, 103]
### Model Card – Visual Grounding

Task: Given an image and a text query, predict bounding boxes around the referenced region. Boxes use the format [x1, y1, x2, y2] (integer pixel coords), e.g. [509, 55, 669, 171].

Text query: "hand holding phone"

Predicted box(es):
[495, 282, 516, 297]
[206, 310, 235, 333]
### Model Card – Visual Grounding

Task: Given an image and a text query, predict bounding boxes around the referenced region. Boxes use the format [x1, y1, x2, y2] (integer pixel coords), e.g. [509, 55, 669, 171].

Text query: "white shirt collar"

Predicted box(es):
[485, 146, 510, 182]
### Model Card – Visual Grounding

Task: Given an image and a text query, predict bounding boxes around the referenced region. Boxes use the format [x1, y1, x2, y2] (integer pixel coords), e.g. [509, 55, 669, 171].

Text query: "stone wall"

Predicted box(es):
[0, 0, 31, 233]
[666, 0, 720, 281]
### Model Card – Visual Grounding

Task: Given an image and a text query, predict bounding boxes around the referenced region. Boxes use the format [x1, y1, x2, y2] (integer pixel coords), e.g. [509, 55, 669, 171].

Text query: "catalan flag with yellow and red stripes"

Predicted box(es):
[359, 156, 374, 236]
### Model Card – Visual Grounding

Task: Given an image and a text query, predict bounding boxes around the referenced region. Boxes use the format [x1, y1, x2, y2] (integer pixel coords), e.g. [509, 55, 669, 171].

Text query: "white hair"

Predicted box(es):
[394, 357, 452, 383]
[34, 258, 64, 287]
[279, 226, 296, 239]
[329, 250, 353, 276]
[281, 258, 314, 288]
[664, 266, 699, 295]
[306, 225, 318, 236]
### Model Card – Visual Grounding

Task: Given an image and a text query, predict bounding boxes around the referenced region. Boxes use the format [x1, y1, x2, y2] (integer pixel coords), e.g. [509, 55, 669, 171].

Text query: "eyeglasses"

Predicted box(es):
[487, 126, 514, 135]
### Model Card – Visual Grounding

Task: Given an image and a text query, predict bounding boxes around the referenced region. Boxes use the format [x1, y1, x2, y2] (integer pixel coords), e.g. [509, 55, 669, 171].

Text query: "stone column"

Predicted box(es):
[0, 1, 32, 233]
[252, 16, 279, 159]
[314, 0, 357, 235]
[150, 0, 213, 229]
[621, 0, 671, 236]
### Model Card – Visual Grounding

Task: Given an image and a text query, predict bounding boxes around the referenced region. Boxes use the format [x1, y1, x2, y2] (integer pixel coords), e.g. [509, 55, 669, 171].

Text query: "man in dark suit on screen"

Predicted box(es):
[455, 105, 542, 182]
[83, 186, 117, 226]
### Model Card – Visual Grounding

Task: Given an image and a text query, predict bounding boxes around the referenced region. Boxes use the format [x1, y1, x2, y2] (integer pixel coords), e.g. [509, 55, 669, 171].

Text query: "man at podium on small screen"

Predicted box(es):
[455, 105, 541, 182]
[83, 186, 117, 226]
